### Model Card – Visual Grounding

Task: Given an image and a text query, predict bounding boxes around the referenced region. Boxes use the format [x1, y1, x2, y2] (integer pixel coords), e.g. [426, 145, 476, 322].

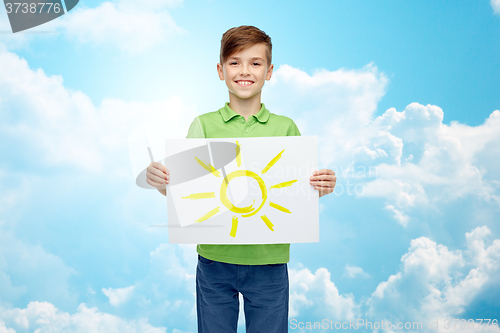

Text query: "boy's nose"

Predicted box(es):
[240, 66, 250, 76]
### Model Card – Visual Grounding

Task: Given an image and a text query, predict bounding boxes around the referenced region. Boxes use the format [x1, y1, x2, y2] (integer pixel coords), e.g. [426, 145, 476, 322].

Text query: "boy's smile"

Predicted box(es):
[235, 80, 254, 86]
[217, 43, 273, 103]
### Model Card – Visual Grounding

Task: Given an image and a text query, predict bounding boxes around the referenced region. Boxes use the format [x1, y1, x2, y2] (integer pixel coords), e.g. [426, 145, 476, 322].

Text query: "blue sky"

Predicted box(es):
[1, 1, 500, 332]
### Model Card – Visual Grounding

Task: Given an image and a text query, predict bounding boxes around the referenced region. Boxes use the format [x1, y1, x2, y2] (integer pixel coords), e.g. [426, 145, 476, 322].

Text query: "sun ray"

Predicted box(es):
[195, 157, 221, 177]
[195, 206, 220, 223]
[229, 216, 238, 237]
[261, 149, 285, 174]
[182, 192, 216, 200]
[270, 179, 297, 189]
[236, 141, 242, 168]
[269, 201, 292, 214]
[261, 215, 274, 231]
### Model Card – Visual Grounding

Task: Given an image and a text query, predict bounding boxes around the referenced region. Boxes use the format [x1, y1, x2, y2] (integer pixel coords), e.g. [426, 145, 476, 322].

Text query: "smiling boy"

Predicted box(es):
[217, 42, 271, 118]
[146, 26, 336, 333]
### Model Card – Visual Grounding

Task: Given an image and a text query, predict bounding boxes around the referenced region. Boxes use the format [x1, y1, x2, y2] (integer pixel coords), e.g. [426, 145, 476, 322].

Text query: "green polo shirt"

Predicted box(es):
[186, 102, 301, 265]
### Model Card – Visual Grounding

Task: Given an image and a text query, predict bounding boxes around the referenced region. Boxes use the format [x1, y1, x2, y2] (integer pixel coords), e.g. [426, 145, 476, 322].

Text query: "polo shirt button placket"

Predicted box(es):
[245, 118, 253, 135]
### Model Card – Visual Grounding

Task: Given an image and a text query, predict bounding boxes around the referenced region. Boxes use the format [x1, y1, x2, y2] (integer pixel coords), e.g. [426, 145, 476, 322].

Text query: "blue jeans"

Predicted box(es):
[196, 255, 289, 333]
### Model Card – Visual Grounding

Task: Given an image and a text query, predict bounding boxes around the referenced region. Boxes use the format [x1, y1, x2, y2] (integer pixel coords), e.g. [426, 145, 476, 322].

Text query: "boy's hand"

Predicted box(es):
[310, 169, 336, 198]
[146, 162, 169, 189]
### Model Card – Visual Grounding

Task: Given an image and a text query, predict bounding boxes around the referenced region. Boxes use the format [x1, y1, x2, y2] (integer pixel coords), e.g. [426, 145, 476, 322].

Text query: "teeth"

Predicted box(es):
[237, 81, 252, 85]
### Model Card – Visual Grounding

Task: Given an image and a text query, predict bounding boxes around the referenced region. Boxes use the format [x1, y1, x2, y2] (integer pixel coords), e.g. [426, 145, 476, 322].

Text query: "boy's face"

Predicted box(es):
[217, 43, 273, 102]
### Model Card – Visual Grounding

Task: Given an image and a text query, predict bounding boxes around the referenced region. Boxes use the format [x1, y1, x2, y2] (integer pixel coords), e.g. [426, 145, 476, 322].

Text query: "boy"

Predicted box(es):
[146, 26, 336, 333]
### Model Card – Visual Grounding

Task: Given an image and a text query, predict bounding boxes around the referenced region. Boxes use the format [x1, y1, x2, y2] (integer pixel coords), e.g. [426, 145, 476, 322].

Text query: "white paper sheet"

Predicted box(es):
[165, 136, 319, 244]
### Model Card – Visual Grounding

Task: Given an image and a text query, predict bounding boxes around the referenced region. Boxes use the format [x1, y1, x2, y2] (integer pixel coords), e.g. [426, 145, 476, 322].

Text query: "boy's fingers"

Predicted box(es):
[314, 183, 334, 190]
[149, 162, 169, 174]
[146, 177, 165, 187]
[310, 175, 336, 182]
[311, 169, 335, 180]
[161, 164, 170, 175]
[147, 164, 170, 183]
[151, 162, 170, 174]
[313, 169, 334, 176]
[149, 173, 168, 184]
[316, 175, 335, 180]
[312, 182, 334, 188]
[148, 163, 170, 178]
[147, 167, 165, 180]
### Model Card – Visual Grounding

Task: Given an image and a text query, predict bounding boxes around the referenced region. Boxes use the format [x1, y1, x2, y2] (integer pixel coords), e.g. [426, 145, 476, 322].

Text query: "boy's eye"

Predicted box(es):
[230, 62, 238, 65]
[253, 62, 261, 66]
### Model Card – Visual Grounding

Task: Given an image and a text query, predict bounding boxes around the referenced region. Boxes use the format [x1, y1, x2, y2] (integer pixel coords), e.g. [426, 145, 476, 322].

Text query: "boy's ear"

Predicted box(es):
[266, 64, 274, 81]
[217, 63, 224, 81]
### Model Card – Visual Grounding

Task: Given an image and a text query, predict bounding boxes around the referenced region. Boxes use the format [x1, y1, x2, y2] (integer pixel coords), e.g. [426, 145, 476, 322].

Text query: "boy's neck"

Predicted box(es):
[228, 93, 262, 121]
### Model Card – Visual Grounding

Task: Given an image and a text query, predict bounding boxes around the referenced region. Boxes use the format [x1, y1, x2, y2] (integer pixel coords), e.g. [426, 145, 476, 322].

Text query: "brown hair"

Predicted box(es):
[220, 25, 272, 66]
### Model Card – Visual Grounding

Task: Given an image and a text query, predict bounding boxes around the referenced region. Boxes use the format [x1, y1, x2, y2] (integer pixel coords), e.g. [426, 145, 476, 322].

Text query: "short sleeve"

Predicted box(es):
[287, 120, 301, 137]
[186, 117, 205, 139]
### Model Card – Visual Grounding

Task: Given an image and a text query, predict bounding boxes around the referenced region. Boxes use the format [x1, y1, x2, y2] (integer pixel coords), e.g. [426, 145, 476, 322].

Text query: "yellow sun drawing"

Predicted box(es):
[181, 141, 298, 238]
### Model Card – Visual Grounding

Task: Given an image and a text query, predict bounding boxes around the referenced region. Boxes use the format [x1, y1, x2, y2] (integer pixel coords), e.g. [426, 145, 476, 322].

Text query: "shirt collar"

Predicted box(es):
[220, 102, 270, 123]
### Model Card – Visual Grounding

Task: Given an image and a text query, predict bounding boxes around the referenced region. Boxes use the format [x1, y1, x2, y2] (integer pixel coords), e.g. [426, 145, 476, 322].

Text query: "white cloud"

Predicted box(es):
[289, 266, 359, 320]
[0, 229, 76, 308]
[0, 320, 15, 333]
[361, 105, 500, 223]
[0, 228, 196, 331]
[53, 0, 185, 54]
[264, 63, 394, 196]
[0, 170, 30, 218]
[266, 63, 500, 224]
[148, 243, 196, 284]
[1, 0, 184, 53]
[342, 265, 370, 279]
[0, 302, 167, 333]
[0, 270, 27, 304]
[0, 46, 201, 329]
[10, 223, 498, 333]
[492, 0, 500, 15]
[0, 48, 198, 174]
[102, 286, 135, 307]
[266, 63, 388, 159]
[384, 204, 410, 227]
[96, 243, 197, 327]
[367, 226, 500, 331]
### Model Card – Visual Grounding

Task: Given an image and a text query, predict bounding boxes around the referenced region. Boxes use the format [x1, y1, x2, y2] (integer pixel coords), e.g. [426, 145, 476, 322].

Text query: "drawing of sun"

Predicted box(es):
[181, 141, 298, 238]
